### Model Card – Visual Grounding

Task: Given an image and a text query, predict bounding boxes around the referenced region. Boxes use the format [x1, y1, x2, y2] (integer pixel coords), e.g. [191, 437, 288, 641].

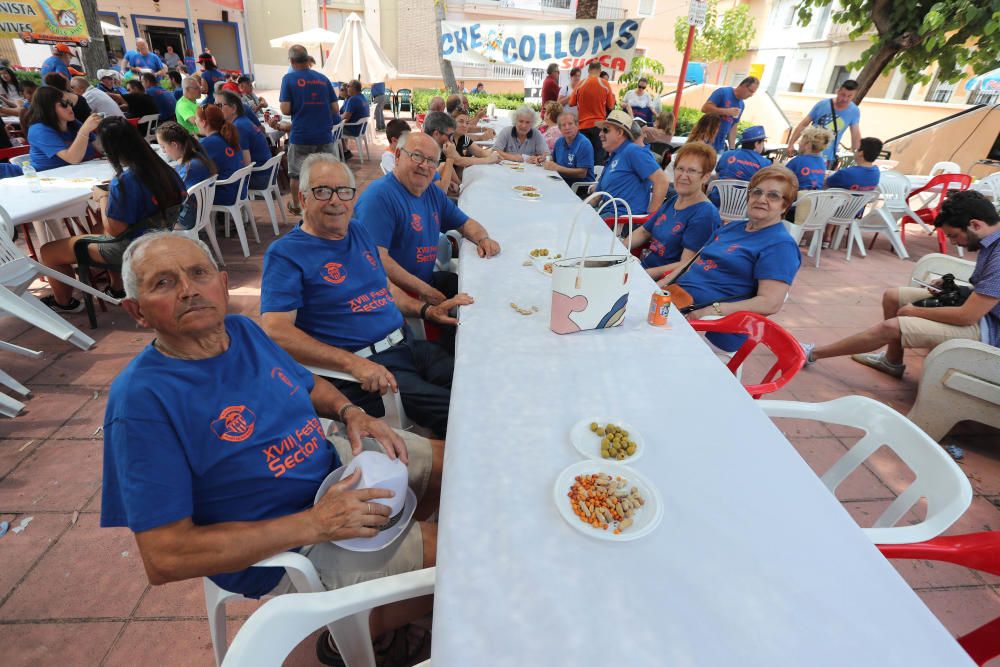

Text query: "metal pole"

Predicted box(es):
[672, 24, 695, 134]
[242, 9, 255, 76]
[184, 0, 196, 54]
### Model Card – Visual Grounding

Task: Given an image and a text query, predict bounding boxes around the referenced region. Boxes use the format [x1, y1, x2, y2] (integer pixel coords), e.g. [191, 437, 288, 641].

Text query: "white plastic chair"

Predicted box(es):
[210, 164, 257, 258]
[138, 114, 160, 143]
[0, 340, 39, 418]
[910, 251, 974, 287]
[330, 120, 346, 162]
[971, 171, 1000, 206]
[761, 396, 973, 544]
[852, 171, 912, 260]
[570, 164, 604, 197]
[248, 151, 287, 237]
[0, 208, 119, 350]
[929, 161, 961, 177]
[176, 177, 223, 266]
[875, 170, 933, 234]
[826, 189, 879, 261]
[783, 190, 847, 268]
[707, 179, 749, 222]
[379, 162, 390, 176]
[342, 118, 371, 162]
[305, 364, 412, 431]
[9, 154, 30, 169]
[222, 567, 435, 667]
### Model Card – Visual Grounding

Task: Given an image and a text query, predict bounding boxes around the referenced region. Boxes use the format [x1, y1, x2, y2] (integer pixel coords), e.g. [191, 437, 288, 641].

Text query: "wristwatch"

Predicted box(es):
[338, 404, 366, 421]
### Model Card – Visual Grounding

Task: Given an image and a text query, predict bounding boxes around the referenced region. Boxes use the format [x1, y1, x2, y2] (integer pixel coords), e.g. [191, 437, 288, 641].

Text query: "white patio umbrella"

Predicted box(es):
[100, 21, 124, 37]
[322, 12, 397, 84]
[269, 28, 340, 51]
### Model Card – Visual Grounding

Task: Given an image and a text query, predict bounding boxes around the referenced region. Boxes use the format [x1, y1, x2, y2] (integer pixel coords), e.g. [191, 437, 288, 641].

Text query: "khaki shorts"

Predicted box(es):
[896, 286, 981, 350]
[287, 142, 337, 178]
[269, 429, 433, 594]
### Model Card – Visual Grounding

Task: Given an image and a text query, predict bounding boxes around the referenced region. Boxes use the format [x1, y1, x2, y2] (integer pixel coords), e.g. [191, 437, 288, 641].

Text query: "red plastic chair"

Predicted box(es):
[0, 145, 29, 161]
[879, 532, 1000, 666]
[603, 214, 652, 258]
[903, 173, 972, 254]
[688, 311, 806, 399]
[125, 117, 140, 127]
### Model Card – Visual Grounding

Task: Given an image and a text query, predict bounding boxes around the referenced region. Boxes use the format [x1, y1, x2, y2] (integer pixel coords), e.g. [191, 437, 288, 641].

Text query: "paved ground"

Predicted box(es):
[0, 126, 997, 666]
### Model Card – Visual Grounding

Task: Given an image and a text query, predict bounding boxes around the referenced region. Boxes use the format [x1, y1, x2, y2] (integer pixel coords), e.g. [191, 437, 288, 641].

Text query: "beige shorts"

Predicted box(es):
[269, 429, 433, 594]
[896, 286, 981, 350]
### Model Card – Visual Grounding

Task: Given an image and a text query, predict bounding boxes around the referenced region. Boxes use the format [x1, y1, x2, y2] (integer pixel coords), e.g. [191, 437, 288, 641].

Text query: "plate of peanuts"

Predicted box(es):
[554, 460, 663, 541]
[570, 419, 645, 462]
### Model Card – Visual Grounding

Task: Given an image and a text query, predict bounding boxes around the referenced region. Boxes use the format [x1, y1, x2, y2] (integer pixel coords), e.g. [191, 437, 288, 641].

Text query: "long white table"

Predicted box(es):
[0, 160, 115, 227]
[431, 163, 971, 666]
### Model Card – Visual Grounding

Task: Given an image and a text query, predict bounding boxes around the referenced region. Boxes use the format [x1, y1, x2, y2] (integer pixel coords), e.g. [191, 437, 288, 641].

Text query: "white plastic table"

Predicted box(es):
[431, 164, 972, 666]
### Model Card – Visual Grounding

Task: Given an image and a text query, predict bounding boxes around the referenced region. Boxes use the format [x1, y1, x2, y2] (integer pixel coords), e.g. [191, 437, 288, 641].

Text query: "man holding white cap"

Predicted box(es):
[101, 231, 443, 665]
[593, 109, 669, 216]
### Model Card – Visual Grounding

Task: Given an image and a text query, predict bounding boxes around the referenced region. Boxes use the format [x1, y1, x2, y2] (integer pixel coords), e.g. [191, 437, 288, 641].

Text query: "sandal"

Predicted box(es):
[287, 202, 302, 217]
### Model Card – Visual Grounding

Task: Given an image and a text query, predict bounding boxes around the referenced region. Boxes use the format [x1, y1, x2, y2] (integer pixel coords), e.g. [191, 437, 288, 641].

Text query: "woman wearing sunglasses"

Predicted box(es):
[659, 165, 802, 351]
[26, 86, 102, 171]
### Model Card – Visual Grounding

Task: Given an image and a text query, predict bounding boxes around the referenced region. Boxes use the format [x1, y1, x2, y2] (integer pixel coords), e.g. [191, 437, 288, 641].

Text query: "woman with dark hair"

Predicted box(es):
[156, 120, 217, 229]
[686, 114, 721, 146]
[26, 86, 101, 171]
[0, 66, 22, 103]
[217, 89, 271, 188]
[42, 73, 92, 121]
[199, 53, 225, 105]
[38, 116, 185, 312]
[195, 104, 243, 205]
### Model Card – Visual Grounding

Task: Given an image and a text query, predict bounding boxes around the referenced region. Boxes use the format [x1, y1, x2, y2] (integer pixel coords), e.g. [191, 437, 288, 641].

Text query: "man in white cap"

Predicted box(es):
[96, 69, 127, 106]
[101, 231, 443, 664]
[593, 109, 669, 215]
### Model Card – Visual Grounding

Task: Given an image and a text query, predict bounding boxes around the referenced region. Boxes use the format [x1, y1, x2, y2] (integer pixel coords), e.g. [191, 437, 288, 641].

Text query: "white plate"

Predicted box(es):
[553, 460, 663, 542]
[527, 247, 559, 261]
[569, 418, 645, 463]
[512, 185, 538, 193]
[520, 192, 543, 201]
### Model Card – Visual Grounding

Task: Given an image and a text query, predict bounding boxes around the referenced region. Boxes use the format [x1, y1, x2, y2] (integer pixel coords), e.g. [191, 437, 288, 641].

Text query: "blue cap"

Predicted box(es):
[741, 125, 766, 143]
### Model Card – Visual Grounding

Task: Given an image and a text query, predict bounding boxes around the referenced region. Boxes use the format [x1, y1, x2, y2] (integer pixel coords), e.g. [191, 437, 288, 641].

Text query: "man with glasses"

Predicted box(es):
[355, 131, 498, 307]
[701, 76, 759, 154]
[623, 78, 660, 125]
[261, 154, 471, 438]
[594, 109, 669, 216]
[174, 76, 202, 134]
[422, 111, 461, 189]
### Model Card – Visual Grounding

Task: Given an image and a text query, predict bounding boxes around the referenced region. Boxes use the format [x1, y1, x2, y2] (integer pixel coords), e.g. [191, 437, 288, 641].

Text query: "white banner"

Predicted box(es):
[440, 18, 644, 73]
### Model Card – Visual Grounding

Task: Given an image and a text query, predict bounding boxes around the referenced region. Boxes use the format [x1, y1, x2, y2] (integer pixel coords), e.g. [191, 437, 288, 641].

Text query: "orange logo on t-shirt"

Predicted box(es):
[672, 223, 683, 233]
[727, 156, 736, 164]
[410, 214, 423, 232]
[800, 166, 811, 176]
[297, 78, 306, 87]
[322, 262, 347, 284]
[364, 251, 377, 268]
[211, 405, 256, 442]
[225, 147, 236, 158]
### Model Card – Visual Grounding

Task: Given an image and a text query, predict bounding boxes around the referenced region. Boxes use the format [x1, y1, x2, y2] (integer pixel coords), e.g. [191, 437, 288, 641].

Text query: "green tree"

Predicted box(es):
[673, 0, 756, 84]
[618, 56, 666, 95]
[575, 0, 599, 20]
[796, 0, 1000, 102]
[435, 0, 458, 93]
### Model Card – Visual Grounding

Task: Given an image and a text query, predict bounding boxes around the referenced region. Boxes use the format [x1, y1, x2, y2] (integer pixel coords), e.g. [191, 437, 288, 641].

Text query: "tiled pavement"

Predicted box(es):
[0, 128, 997, 666]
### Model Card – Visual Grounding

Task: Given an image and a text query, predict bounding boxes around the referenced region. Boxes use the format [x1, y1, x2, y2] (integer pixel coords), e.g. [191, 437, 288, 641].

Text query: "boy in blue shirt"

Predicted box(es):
[787, 79, 862, 168]
[716, 125, 771, 181]
[826, 137, 882, 191]
[594, 109, 668, 215]
[141, 72, 176, 121]
[700, 76, 759, 153]
[545, 111, 596, 195]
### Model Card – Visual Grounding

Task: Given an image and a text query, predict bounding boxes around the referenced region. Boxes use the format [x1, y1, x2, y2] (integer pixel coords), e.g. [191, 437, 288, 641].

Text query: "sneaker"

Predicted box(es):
[851, 352, 905, 378]
[343, 149, 354, 160]
[801, 342, 815, 365]
[41, 295, 84, 313]
[104, 286, 126, 300]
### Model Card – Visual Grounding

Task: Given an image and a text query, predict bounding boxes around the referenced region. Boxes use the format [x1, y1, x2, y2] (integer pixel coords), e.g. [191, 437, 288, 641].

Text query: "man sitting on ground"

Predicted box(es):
[102, 232, 443, 665]
[356, 131, 499, 306]
[593, 109, 668, 216]
[803, 190, 1000, 378]
[544, 111, 595, 193]
[262, 154, 472, 438]
[826, 137, 883, 191]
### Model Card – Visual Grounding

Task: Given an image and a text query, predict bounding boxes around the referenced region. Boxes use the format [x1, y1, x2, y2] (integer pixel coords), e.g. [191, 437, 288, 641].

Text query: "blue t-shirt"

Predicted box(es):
[101, 315, 334, 599]
[371, 82, 386, 97]
[261, 223, 405, 351]
[641, 197, 720, 269]
[122, 50, 164, 72]
[706, 87, 744, 153]
[356, 173, 469, 283]
[716, 149, 770, 181]
[40, 56, 70, 81]
[552, 132, 595, 185]
[201, 69, 226, 105]
[105, 168, 170, 230]
[234, 115, 272, 189]
[244, 103, 263, 128]
[826, 164, 880, 191]
[677, 219, 801, 351]
[184, 56, 197, 72]
[27, 121, 97, 171]
[341, 94, 370, 136]
[173, 88, 183, 101]
[0, 163, 23, 179]
[785, 154, 827, 191]
[808, 99, 861, 166]
[279, 69, 337, 145]
[595, 141, 660, 215]
[201, 133, 244, 206]
[145, 85, 176, 121]
[175, 158, 212, 230]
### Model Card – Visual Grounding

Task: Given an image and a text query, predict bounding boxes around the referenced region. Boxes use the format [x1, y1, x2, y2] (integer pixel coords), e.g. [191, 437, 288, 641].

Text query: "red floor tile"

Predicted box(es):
[0, 620, 123, 666]
[917, 586, 1000, 638]
[0, 439, 102, 512]
[134, 576, 263, 620]
[0, 512, 71, 601]
[102, 619, 215, 666]
[0, 385, 93, 440]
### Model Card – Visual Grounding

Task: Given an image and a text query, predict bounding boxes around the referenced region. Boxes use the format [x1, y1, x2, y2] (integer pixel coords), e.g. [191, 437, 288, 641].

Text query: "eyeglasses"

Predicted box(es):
[57, 99, 72, 109]
[400, 148, 437, 167]
[748, 188, 786, 203]
[309, 186, 357, 201]
[637, 85, 647, 90]
[599, 127, 611, 134]
[675, 166, 703, 176]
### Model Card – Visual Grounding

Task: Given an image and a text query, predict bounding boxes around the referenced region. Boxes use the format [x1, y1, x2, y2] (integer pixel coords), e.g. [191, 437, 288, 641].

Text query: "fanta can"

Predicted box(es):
[647, 289, 671, 326]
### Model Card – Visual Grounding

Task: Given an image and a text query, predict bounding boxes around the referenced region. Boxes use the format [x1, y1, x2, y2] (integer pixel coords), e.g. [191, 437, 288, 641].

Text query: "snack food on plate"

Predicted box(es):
[568, 473, 645, 534]
[513, 185, 538, 192]
[521, 191, 542, 199]
[590, 422, 637, 460]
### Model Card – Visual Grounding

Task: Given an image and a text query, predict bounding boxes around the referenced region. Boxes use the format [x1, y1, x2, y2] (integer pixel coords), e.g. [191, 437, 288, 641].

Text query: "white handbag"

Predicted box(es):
[549, 192, 634, 335]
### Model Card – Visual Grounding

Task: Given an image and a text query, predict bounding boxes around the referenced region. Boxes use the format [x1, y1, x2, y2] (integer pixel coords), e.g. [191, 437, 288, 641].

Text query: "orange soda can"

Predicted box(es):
[647, 289, 672, 326]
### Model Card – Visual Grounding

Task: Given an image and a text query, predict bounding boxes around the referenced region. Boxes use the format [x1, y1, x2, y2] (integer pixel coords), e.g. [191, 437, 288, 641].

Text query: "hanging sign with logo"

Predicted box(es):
[0, 0, 91, 45]
[440, 18, 644, 73]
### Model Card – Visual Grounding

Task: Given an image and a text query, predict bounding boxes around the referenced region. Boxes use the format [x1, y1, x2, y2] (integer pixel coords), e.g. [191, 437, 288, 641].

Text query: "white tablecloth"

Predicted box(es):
[431, 164, 971, 666]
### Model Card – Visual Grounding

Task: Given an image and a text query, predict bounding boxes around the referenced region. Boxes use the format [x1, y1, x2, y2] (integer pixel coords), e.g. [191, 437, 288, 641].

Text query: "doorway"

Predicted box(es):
[144, 26, 187, 63]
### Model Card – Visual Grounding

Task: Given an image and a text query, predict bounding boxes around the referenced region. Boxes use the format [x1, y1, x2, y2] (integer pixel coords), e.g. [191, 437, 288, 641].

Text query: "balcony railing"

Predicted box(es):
[598, 0, 626, 19]
[541, 0, 573, 8]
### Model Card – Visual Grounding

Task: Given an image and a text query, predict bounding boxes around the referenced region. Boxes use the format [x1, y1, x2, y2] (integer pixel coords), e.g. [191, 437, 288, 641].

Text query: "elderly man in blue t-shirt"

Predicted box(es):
[593, 109, 668, 216]
[120, 38, 167, 77]
[355, 131, 499, 306]
[262, 153, 473, 439]
[102, 231, 444, 660]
